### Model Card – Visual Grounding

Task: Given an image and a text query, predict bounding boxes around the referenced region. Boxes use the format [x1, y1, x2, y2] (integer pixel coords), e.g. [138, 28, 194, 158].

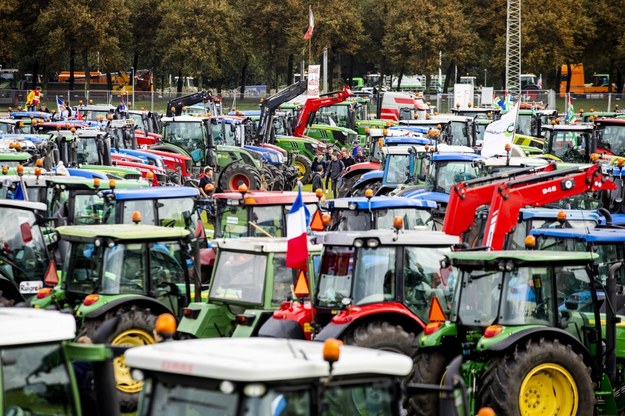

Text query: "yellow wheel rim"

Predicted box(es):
[519, 363, 578, 415]
[112, 329, 155, 394]
[294, 161, 306, 180]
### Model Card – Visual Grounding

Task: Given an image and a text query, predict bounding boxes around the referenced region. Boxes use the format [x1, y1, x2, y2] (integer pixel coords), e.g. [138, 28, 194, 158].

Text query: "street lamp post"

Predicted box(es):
[484, 69, 488, 87]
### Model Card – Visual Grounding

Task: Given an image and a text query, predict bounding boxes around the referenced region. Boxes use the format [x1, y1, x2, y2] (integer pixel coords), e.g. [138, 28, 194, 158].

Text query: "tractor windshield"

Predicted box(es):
[316, 246, 356, 308]
[66, 242, 103, 294]
[385, 154, 411, 184]
[76, 138, 100, 165]
[426, 161, 481, 193]
[403, 247, 451, 319]
[211, 122, 239, 147]
[506, 217, 599, 250]
[598, 125, 625, 155]
[73, 193, 105, 225]
[99, 241, 185, 295]
[0, 207, 48, 290]
[140, 375, 396, 416]
[516, 114, 533, 136]
[164, 121, 204, 150]
[548, 131, 587, 162]
[332, 208, 432, 231]
[449, 121, 470, 146]
[210, 251, 267, 304]
[2, 343, 76, 415]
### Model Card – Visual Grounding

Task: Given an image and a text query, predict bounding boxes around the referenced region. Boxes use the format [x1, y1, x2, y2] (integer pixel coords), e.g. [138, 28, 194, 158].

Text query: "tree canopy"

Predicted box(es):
[1, 0, 622, 92]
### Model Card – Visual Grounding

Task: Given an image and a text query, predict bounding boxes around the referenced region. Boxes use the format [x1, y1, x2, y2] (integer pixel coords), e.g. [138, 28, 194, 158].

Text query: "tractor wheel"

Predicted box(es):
[405, 350, 449, 416]
[267, 164, 286, 191]
[81, 308, 157, 413]
[353, 180, 381, 197]
[479, 338, 594, 416]
[338, 174, 360, 197]
[218, 161, 262, 191]
[343, 321, 415, 356]
[293, 154, 312, 184]
[260, 166, 274, 190]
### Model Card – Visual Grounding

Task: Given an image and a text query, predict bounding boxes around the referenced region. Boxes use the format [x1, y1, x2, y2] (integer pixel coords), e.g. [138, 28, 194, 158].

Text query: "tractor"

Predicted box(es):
[259, 229, 459, 356]
[407, 250, 625, 416]
[176, 237, 322, 339]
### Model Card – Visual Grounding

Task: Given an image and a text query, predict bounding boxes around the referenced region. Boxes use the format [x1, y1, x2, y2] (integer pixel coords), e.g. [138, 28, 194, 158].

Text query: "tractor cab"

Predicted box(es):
[542, 124, 596, 163]
[594, 118, 625, 157]
[325, 196, 436, 231]
[0, 200, 54, 304]
[260, 229, 458, 348]
[208, 190, 319, 238]
[0, 309, 119, 416]
[126, 337, 412, 416]
[177, 237, 322, 339]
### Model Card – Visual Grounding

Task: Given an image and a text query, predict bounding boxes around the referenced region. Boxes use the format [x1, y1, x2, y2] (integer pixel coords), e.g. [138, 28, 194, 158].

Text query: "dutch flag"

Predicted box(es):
[286, 185, 310, 271]
[56, 96, 63, 114]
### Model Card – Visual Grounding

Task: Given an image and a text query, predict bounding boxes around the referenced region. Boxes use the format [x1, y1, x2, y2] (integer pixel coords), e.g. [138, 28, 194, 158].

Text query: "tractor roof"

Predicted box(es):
[317, 229, 459, 246]
[57, 224, 190, 242]
[0, 308, 76, 346]
[103, 186, 199, 200]
[212, 191, 319, 205]
[519, 208, 602, 222]
[542, 124, 594, 132]
[531, 227, 625, 243]
[0, 152, 30, 161]
[212, 237, 322, 253]
[431, 153, 482, 162]
[595, 118, 625, 126]
[0, 199, 46, 212]
[483, 156, 548, 167]
[46, 176, 147, 190]
[125, 338, 412, 381]
[161, 115, 206, 123]
[446, 250, 598, 267]
[326, 196, 436, 210]
[382, 145, 428, 155]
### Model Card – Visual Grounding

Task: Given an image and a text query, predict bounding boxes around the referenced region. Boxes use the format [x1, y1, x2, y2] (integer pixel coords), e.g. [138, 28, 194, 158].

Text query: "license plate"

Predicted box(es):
[20, 281, 43, 294]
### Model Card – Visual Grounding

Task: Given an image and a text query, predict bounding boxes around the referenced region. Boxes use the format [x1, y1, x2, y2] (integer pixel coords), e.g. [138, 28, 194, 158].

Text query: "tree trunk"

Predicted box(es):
[106, 72, 113, 93]
[82, 48, 90, 91]
[347, 54, 354, 89]
[608, 58, 615, 94]
[287, 54, 294, 85]
[239, 57, 248, 100]
[396, 70, 404, 91]
[177, 69, 183, 95]
[69, 49, 75, 91]
[133, 53, 139, 75]
[443, 61, 454, 93]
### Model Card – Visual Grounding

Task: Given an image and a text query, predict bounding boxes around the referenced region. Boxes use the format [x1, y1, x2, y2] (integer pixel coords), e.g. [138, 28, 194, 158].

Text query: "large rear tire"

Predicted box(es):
[343, 321, 415, 356]
[293, 154, 312, 184]
[267, 164, 285, 191]
[80, 308, 157, 413]
[218, 161, 262, 191]
[338, 174, 360, 197]
[405, 350, 449, 416]
[479, 338, 594, 416]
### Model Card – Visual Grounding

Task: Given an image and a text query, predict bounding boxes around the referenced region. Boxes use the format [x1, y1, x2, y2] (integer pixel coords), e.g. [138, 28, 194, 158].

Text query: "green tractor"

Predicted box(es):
[408, 250, 625, 416]
[177, 237, 322, 339]
[158, 115, 263, 190]
[31, 224, 201, 411]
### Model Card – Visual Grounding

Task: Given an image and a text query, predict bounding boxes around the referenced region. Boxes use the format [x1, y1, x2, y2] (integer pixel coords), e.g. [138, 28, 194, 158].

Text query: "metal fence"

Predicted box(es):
[2, 88, 625, 115]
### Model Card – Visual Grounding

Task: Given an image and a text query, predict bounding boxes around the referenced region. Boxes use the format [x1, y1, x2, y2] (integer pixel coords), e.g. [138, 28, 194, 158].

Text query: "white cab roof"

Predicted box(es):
[213, 237, 322, 253]
[126, 338, 412, 381]
[0, 309, 76, 346]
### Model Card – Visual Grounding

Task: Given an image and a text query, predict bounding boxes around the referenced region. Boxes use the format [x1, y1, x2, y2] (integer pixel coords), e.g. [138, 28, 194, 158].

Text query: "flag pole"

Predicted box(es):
[308, 38, 312, 65]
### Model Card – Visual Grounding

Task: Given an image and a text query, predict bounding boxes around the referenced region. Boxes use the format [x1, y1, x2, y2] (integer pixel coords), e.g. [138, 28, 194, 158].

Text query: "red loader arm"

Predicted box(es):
[292, 86, 352, 137]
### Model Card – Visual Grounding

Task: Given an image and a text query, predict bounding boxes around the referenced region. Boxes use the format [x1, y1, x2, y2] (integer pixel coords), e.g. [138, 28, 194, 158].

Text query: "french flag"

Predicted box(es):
[286, 186, 310, 271]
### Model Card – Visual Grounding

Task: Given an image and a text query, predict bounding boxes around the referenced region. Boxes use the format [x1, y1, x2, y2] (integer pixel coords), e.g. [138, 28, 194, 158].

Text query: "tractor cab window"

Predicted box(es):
[101, 243, 146, 295]
[149, 241, 186, 289]
[321, 380, 395, 415]
[210, 251, 267, 304]
[399, 107, 414, 121]
[0, 208, 48, 288]
[451, 269, 501, 327]
[377, 208, 432, 230]
[449, 121, 469, 146]
[157, 198, 198, 231]
[272, 254, 297, 305]
[352, 246, 396, 306]
[332, 209, 370, 231]
[66, 242, 103, 294]
[556, 266, 593, 313]
[403, 247, 451, 318]
[427, 161, 480, 193]
[122, 200, 156, 225]
[316, 246, 355, 308]
[598, 125, 625, 155]
[549, 131, 586, 161]
[2, 344, 75, 415]
[217, 204, 247, 238]
[516, 114, 532, 136]
[500, 267, 556, 325]
[385, 154, 410, 184]
[73, 193, 104, 225]
[165, 122, 204, 148]
[76, 139, 100, 165]
[251, 206, 284, 237]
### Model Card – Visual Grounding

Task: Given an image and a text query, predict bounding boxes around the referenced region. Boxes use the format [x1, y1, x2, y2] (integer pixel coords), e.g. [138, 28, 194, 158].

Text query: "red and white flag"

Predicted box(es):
[303, 5, 314, 40]
[286, 186, 309, 270]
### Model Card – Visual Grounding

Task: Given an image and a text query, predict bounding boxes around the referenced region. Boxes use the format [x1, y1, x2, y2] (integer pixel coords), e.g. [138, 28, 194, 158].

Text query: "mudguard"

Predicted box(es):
[258, 317, 307, 340]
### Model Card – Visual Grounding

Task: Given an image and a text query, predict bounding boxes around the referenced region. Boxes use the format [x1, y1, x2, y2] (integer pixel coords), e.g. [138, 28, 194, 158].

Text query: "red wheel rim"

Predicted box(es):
[230, 174, 250, 190]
